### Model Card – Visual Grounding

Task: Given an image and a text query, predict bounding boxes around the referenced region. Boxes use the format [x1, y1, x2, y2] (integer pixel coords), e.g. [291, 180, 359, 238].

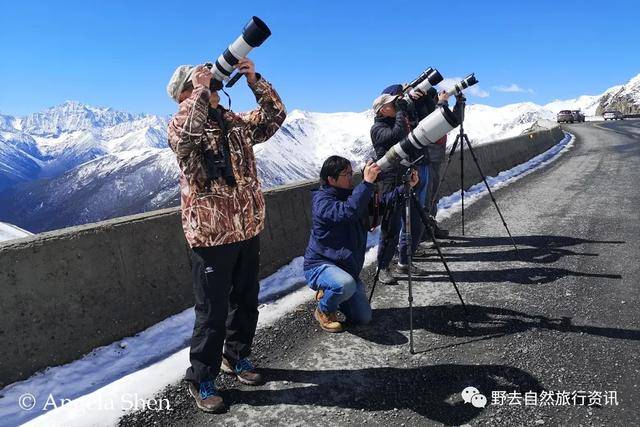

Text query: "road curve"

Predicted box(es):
[120, 120, 640, 426]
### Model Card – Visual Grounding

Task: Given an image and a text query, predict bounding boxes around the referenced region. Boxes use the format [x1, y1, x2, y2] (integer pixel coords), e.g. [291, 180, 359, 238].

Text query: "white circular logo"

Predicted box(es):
[19, 393, 37, 411]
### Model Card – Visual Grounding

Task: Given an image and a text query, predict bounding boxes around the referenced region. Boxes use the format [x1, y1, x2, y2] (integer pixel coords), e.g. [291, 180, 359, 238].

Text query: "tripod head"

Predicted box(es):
[455, 94, 467, 129]
[401, 155, 424, 188]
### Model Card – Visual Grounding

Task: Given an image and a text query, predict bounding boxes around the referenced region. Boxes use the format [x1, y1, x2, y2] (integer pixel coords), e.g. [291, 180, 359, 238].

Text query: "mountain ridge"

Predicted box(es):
[1, 73, 638, 233]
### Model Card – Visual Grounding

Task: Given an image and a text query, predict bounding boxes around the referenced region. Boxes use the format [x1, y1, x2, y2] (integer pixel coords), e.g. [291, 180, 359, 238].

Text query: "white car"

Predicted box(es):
[603, 111, 624, 121]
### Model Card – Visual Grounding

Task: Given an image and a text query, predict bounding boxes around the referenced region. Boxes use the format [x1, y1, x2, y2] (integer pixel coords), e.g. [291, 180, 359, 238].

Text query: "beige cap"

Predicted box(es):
[372, 94, 398, 114]
[166, 64, 195, 102]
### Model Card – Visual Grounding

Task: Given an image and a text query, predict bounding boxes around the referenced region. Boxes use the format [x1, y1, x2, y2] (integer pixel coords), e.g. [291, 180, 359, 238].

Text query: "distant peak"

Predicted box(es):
[627, 73, 640, 86]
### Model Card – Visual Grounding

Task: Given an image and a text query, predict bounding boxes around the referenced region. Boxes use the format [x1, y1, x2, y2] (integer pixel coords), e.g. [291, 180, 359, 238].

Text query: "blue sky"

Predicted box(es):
[1, 0, 638, 117]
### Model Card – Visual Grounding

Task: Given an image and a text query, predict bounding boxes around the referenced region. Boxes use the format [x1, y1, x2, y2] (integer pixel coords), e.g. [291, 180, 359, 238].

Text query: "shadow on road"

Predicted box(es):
[438, 234, 624, 250]
[411, 234, 623, 284]
[421, 266, 621, 285]
[350, 304, 640, 348]
[222, 364, 543, 425]
[418, 246, 598, 264]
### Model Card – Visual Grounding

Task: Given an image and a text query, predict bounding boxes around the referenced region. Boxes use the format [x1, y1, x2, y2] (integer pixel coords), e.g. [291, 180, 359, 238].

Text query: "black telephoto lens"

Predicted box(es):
[408, 67, 434, 89]
[427, 69, 444, 86]
[242, 16, 271, 47]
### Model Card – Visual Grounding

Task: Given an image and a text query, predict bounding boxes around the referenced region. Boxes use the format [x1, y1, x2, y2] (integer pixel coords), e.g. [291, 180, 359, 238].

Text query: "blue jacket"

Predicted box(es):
[304, 181, 402, 280]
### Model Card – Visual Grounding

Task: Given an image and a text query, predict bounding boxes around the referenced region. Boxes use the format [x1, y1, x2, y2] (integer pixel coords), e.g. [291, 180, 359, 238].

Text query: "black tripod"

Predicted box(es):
[369, 164, 468, 354]
[427, 97, 519, 253]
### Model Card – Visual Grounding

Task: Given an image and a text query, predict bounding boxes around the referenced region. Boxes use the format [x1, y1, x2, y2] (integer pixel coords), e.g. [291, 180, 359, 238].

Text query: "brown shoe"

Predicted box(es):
[188, 381, 225, 413]
[314, 308, 343, 333]
[221, 357, 264, 386]
[315, 289, 324, 302]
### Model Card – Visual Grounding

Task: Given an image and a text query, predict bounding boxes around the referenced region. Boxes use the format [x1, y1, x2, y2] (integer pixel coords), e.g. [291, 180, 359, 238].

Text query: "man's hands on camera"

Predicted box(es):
[408, 89, 425, 101]
[394, 96, 409, 112]
[192, 65, 213, 90]
[363, 160, 381, 184]
[236, 58, 257, 85]
[438, 90, 450, 103]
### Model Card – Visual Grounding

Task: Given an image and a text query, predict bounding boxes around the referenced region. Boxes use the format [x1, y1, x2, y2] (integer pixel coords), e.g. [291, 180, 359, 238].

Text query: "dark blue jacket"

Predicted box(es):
[304, 181, 402, 280]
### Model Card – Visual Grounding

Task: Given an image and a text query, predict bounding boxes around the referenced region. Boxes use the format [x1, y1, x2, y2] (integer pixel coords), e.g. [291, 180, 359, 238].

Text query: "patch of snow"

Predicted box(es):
[0, 222, 32, 242]
[4, 131, 576, 427]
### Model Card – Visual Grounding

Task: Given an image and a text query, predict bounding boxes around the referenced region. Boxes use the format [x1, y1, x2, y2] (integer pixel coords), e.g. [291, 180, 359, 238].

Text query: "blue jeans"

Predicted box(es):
[304, 264, 372, 324]
[414, 164, 429, 208]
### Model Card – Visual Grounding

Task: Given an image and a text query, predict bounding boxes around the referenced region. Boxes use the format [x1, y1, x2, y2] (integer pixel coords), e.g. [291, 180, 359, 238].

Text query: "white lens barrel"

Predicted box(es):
[446, 85, 462, 97]
[213, 57, 233, 81]
[213, 35, 255, 82]
[412, 108, 456, 145]
[377, 106, 458, 172]
[228, 35, 253, 60]
[411, 78, 434, 96]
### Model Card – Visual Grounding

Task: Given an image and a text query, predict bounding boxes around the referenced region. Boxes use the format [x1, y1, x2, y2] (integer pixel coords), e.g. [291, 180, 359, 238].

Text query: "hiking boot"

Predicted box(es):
[221, 357, 264, 386]
[314, 308, 343, 333]
[395, 263, 430, 277]
[315, 289, 324, 302]
[378, 267, 398, 285]
[188, 380, 225, 413]
[413, 246, 431, 258]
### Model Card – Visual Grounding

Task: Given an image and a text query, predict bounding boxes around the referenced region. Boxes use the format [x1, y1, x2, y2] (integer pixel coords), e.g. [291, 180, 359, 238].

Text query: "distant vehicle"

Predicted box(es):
[603, 111, 624, 121]
[571, 110, 585, 122]
[557, 110, 575, 123]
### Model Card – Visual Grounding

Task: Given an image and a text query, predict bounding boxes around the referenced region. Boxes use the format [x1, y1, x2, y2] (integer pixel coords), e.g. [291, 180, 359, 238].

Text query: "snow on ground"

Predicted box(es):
[436, 132, 575, 222]
[0, 222, 32, 243]
[1, 132, 574, 427]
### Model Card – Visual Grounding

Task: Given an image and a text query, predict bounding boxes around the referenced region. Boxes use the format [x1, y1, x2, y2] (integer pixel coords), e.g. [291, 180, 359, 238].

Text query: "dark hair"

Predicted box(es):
[320, 155, 351, 184]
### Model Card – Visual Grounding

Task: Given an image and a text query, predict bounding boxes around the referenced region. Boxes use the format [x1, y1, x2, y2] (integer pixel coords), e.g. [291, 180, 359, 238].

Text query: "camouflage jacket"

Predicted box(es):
[168, 76, 286, 247]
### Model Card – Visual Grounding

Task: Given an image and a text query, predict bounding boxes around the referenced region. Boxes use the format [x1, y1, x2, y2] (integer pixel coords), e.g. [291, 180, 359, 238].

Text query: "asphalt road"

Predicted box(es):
[120, 120, 640, 426]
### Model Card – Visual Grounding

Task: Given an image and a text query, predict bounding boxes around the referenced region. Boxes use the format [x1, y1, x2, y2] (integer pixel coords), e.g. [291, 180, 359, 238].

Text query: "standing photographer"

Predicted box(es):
[371, 92, 428, 285]
[166, 59, 286, 413]
[421, 90, 466, 239]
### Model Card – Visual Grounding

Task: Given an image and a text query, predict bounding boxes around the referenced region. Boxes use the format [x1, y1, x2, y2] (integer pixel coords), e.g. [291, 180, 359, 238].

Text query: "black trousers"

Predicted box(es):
[184, 235, 260, 384]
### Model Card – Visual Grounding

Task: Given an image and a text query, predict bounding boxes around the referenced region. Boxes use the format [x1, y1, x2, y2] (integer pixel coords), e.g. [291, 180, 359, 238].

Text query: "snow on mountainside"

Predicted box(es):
[596, 74, 640, 115]
[0, 130, 43, 190]
[1, 149, 180, 232]
[0, 221, 32, 243]
[1, 73, 638, 233]
[17, 101, 145, 136]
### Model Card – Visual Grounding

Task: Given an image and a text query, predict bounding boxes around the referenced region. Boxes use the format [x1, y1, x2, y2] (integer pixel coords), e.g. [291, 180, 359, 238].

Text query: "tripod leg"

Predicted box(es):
[426, 136, 461, 217]
[403, 188, 415, 355]
[463, 135, 519, 254]
[428, 228, 468, 315]
[411, 194, 468, 316]
[461, 134, 465, 236]
[368, 267, 381, 304]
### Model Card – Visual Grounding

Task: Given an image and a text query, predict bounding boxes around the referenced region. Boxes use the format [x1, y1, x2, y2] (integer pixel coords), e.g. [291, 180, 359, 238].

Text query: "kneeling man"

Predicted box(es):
[303, 156, 418, 332]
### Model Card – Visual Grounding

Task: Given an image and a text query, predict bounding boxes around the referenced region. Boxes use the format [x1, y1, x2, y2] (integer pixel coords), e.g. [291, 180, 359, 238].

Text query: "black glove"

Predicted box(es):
[455, 93, 467, 103]
[394, 97, 409, 111]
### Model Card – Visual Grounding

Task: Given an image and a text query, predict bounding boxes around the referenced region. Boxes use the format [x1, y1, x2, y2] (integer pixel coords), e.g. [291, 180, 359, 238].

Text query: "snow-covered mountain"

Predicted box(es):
[0, 221, 32, 243]
[596, 74, 640, 115]
[1, 73, 638, 233]
[17, 101, 144, 137]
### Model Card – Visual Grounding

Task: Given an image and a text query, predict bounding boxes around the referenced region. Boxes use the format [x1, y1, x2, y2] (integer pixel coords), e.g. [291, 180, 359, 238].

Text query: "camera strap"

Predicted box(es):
[208, 107, 237, 187]
[220, 87, 232, 110]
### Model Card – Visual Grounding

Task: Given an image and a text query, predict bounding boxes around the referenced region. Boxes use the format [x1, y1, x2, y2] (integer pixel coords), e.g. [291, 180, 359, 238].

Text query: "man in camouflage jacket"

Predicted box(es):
[167, 58, 286, 413]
